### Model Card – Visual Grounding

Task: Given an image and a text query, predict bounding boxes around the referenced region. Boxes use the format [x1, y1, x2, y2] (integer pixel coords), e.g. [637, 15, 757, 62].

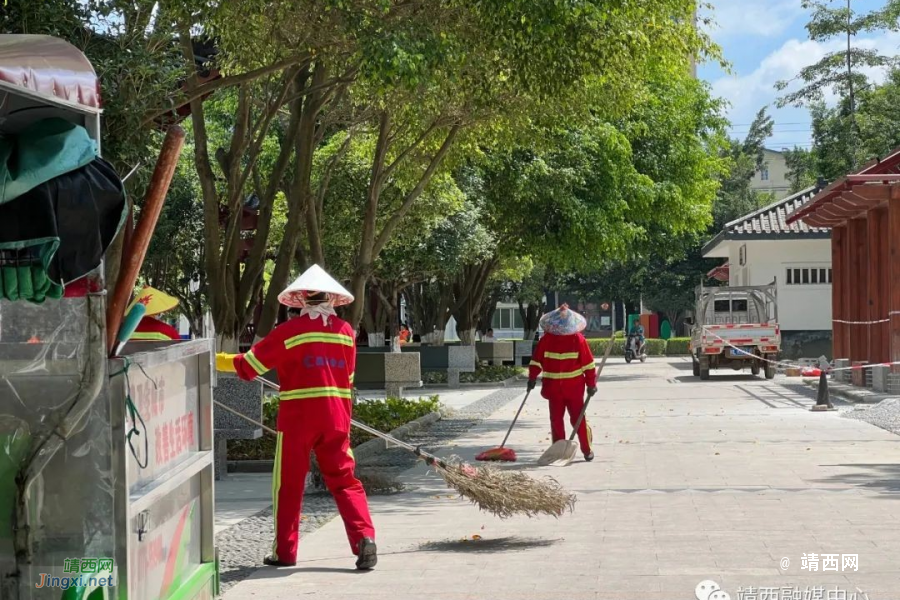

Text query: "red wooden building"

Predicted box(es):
[787, 149, 900, 374]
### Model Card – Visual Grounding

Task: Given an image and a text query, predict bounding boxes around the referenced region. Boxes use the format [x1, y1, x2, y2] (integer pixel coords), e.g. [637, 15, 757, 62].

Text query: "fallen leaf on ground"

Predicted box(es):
[472, 534, 482, 540]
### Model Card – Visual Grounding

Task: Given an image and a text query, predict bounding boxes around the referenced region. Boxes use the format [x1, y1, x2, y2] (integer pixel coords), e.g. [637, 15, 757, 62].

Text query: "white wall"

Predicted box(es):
[725, 239, 832, 331]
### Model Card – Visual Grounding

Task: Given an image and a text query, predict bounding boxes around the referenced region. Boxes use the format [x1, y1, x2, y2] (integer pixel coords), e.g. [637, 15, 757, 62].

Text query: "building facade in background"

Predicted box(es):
[702, 187, 833, 359]
[751, 149, 791, 200]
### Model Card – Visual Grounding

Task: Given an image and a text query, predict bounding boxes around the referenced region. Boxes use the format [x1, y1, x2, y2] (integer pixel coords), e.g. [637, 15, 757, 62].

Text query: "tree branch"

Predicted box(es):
[372, 123, 461, 256]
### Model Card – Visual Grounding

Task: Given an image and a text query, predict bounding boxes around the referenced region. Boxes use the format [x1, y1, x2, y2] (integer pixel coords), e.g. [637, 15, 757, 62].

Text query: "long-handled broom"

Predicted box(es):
[216, 380, 576, 519]
[475, 390, 530, 462]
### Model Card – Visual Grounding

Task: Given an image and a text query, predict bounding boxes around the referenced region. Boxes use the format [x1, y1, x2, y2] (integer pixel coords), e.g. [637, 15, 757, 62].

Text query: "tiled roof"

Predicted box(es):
[703, 187, 829, 256]
[726, 187, 828, 236]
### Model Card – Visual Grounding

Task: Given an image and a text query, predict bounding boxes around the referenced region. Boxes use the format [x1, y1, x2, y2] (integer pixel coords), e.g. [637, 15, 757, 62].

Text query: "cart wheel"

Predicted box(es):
[692, 359, 700, 377]
[699, 356, 710, 380]
[765, 360, 776, 380]
[751, 362, 760, 376]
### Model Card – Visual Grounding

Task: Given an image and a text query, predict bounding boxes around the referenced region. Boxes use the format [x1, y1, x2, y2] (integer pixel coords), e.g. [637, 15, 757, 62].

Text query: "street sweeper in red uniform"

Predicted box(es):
[527, 304, 598, 461]
[215, 265, 377, 570]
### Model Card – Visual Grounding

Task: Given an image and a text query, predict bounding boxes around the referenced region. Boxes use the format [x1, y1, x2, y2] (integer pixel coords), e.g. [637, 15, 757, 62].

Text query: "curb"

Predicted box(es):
[421, 374, 527, 390]
[228, 410, 444, 473]
[802, 377, 898, 405]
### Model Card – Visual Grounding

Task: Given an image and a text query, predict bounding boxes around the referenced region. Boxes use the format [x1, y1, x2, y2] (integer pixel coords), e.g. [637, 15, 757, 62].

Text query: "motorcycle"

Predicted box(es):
[624, 333, 647, 364]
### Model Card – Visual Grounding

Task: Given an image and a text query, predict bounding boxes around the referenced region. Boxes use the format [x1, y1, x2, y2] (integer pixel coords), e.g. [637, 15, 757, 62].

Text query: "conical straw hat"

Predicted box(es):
[539, 304, 587, 336]
[128, 286, 178, 316]
[278, 264, 354, 308]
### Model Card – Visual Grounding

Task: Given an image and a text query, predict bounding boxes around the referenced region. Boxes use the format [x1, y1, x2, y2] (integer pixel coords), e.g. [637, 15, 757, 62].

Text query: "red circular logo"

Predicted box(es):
[601, 303, 610, 310]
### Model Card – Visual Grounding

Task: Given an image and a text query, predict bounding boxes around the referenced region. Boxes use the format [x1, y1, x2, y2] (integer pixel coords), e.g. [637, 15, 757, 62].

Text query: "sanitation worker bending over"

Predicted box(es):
[527, 305, 598, 462]
[215, 265, 376, 570]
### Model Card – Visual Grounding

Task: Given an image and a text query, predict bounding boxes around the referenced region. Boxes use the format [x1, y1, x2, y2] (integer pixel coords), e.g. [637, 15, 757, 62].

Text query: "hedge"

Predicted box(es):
[665, 337, 692, 356]
[584, 337, 692, 357]
[586, 338, 666, 356]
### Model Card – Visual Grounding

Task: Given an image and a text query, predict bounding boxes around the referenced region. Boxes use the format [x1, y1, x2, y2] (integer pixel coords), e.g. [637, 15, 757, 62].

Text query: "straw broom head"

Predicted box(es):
[424, 456, 576, 519]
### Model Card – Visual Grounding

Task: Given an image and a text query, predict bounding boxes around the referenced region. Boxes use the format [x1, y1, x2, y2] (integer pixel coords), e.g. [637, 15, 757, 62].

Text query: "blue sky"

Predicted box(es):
[698, 0, 899, 150]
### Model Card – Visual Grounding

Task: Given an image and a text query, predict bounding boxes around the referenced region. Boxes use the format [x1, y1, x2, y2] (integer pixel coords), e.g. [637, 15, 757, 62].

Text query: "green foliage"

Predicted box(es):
[351, 396, 441, 447]
[713, 108, 774, 231]
[586, 338, 667, 356]
[665, 338, 692, 356]
[776, 0, 898, 108]
[783, 147, 819, 193]
[422, 364, 524, 384]
[228, 394, 441, 460]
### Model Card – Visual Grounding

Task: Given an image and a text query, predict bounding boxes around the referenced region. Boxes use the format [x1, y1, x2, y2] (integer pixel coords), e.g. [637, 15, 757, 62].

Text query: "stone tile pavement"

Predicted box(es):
[222, 357, 900, 600]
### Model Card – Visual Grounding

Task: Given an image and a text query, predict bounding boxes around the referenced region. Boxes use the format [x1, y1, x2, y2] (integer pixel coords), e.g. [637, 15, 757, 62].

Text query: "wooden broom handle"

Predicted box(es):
[106, 126, 186, 354]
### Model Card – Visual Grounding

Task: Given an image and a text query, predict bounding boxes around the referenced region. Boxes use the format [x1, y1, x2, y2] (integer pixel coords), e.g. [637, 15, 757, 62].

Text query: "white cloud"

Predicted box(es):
[702, 0, 804, 39]
[711, 31, 900, 143]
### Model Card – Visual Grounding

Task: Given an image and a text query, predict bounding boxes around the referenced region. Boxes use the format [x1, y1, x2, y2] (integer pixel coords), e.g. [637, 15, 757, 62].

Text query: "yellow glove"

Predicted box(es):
[216, 353, 238, 373]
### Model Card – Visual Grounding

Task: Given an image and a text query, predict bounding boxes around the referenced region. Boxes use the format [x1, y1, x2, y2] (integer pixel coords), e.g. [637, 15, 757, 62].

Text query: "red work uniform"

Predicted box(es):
[132, 316, 180, 341]
[231, 313, 375, 564]
[529, 333, 597, 455]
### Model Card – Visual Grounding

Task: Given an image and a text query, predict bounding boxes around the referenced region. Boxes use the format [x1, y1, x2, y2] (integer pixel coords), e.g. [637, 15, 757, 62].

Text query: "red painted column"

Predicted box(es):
[850, 217, 869, 363]
[831, 226, 846, 359]
[889, 186, 900, 370]
[867, 208, 888, 363]
[842, 219, 854, 361]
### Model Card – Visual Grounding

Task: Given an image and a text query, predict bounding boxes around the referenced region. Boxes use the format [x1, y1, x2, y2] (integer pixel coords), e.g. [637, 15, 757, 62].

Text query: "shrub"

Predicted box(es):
[350, 395, 441, 447]
[586, 338, 667, 356]
[665, 337, 692, 355]
[462, 364, 524, 383]
[644, 339, 667, 356]
[227, 394, 441, 459]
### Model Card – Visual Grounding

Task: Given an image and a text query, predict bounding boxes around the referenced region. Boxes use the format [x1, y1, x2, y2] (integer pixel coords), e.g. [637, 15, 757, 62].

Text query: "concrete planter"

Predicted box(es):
[514, 341, 535, 366]
[476, 341, 515, 365]
[214, 373, 263, 480]
[355, 351, 422, 397]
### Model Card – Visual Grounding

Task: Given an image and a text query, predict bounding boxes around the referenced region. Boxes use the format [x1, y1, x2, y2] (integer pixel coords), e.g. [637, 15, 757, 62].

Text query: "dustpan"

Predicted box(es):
[537, 338, 614, 467]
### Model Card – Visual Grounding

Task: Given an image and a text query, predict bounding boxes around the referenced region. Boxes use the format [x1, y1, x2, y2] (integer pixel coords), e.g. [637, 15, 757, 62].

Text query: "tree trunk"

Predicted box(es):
[404, 280, 453, 345]
[450, 259, 499, 346]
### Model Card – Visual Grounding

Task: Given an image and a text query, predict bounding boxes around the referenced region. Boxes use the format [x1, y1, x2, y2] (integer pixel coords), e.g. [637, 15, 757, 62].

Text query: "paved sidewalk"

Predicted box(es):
[223, 357, 900, 600]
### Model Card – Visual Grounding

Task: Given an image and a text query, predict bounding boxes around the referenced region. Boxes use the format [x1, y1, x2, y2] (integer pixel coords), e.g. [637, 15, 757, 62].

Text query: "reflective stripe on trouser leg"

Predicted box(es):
[314, 430, 375, 554]
[272, 427, 311, 563]
[271, 432, 283, 560]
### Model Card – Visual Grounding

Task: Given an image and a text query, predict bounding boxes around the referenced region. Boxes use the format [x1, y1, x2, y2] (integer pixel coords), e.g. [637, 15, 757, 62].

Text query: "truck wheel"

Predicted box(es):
[692, 359, 700, 377]
[765, 360, 776, 380]
[699, 356, 710, 380]
[751, 362, 760, 376]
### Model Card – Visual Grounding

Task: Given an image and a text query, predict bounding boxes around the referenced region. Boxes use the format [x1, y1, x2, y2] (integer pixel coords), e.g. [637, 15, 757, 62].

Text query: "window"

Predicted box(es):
[732, 299, 748, 312]
[739, 244, 747, 266]
[714, 300, 731, 312]
[786, 267, 832, 286]
[760, 168, 769, 181]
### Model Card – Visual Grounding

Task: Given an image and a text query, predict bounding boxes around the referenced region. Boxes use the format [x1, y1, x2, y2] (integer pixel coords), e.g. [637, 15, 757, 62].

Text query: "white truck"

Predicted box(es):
[689, 283, 781, 380]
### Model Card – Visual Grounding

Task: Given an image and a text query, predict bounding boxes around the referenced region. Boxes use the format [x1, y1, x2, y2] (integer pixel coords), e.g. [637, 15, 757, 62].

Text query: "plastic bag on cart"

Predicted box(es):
[0, 153, 126, 303]
[0, 296, 115, 599]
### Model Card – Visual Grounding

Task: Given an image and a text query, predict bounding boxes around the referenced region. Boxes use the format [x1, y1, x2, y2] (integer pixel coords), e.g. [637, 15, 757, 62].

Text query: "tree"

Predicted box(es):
[776, 0, 899, 168]
[713, 108, 774, 231]
[783, 147, 819, 193]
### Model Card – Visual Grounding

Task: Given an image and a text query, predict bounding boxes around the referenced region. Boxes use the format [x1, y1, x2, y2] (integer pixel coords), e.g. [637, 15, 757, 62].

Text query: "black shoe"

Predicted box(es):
[356, 537, 377, 570]
[263, 554, 296, 567]
[584, 452, 595, 462]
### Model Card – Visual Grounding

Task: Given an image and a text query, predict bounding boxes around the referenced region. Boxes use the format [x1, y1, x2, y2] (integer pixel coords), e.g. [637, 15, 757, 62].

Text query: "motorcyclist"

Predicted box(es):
[629, 322, 645, 352]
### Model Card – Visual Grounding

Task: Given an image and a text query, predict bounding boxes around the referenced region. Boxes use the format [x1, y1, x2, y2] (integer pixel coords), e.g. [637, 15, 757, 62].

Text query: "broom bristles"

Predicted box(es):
[427, 456, 576, 519]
